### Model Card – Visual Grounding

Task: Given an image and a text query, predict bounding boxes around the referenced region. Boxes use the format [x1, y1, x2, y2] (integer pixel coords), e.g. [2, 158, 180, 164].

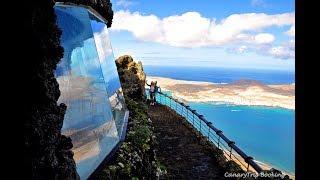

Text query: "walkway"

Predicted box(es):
[148, 104, 228, 180]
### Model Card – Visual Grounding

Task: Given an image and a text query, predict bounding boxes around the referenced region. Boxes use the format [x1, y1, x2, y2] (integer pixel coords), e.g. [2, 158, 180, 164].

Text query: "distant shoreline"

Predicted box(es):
[146, 76, 295, 110]
[146, 76, 295, 178]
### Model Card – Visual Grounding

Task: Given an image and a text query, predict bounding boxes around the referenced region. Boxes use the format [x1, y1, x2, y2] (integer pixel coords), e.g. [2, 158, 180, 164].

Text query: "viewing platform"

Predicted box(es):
[145, 92, 292, 179]
[148, 104, 228, 179]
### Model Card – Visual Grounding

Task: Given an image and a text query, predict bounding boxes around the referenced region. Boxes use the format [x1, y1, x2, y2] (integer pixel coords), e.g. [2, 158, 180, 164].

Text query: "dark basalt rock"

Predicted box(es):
[26, 0, 79, 179]
[57, 0, 114, 27]
[24, 0, 114, 179]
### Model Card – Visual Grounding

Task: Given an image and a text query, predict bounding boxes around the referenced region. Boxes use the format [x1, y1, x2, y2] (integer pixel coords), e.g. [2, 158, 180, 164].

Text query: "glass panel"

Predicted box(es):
[54, 5, 122, 179]
[90, 13, 127, 137]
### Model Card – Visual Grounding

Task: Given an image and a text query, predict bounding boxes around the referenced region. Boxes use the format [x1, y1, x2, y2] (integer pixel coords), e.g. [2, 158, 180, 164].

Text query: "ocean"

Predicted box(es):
[144, 65, 295, 85]
[144, 65, 295, 175]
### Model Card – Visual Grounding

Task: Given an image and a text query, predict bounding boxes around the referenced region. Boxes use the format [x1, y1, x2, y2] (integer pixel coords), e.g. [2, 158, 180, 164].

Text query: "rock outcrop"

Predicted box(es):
[26, 0, 79, 179]
[116, 55, 146, 101]
[57, 0, 114, 27]
[91, 57, 163, 180]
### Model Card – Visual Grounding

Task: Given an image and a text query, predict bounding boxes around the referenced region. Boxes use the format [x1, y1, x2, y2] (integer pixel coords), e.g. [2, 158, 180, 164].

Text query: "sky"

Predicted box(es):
[108, 0, 295, 71]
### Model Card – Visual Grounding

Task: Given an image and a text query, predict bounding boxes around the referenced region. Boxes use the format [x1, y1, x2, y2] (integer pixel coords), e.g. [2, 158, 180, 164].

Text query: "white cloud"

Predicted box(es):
[161, 12, 211, 47]
[228, 45, 248, 54]
[256, 40, 295, 59]
[268, 46, 294, 59]
[285, 25, 295, 36]
[235, 33, 275, 44]
[228, 38, 294, 59]
[116, 0, 136, 9]
[207, 13, 293, 45]
[112, 10, 295, 59]
[112, 10, 295, 48]
[237, 45, 248, 53]
[93, 26, 113, 60]
[254, 33, 275, 44]
[111, 11, 163, 42]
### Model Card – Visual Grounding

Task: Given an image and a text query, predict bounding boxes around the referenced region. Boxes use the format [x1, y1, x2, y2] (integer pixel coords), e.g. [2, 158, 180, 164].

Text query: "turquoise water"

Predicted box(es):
[188, 102, 295, 174]
[146, 66, 295, 174]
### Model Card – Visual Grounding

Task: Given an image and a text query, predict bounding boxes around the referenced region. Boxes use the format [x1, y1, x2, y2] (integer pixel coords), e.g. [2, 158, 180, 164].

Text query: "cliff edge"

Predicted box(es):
[24, 0, 114, 179]
[116, 55, 146, 100]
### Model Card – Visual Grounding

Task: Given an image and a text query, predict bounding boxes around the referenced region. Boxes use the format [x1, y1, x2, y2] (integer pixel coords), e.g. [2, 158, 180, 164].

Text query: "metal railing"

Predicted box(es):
[147, 89, 263, 173]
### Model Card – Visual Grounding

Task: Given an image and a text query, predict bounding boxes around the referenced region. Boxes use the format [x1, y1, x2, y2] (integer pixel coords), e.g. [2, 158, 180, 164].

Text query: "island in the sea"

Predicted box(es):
[147, 76, 295, 110]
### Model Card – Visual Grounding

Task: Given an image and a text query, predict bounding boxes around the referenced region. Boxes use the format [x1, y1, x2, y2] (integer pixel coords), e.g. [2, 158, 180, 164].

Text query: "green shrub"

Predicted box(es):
[94, 97, 165, 179]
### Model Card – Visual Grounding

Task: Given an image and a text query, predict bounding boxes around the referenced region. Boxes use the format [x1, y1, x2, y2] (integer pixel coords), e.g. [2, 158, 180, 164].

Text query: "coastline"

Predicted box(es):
[146, 76, 295, 178]
[222, 151, 295, 179]
[147, 76, 295, 110]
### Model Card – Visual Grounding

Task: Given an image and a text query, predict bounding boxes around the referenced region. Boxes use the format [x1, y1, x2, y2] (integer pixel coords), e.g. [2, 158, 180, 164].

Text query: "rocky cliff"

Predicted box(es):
[91, 56, 164, 180]
[57, 0, 114, 27]
[116, 55, 147, 101]
[25, 0, 114, 179]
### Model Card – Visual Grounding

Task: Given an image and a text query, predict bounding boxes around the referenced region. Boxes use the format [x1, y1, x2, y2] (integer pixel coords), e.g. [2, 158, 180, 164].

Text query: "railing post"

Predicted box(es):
[245, 156, 253, 172]
[216, 130, 222, 149]
[228, 141, 235, 160]
[192, 110, 194, 126]
[207, 122, 212, 140]
[192, 112, 195, 125]
[175, 99, 177, 111]
[186, 105, 190, 121]
[186, 107, 188, 120]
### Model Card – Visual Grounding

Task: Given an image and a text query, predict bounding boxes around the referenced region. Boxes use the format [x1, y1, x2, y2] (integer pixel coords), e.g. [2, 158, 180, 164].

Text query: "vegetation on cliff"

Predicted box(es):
[92, 97, 166, 179]
[93, 55, 291, 180]
[91, 55, 165, 179]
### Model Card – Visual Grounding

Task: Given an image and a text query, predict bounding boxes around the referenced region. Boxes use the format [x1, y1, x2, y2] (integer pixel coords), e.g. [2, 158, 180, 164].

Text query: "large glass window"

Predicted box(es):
[54, 4, 128, 179]
[89, 13, 127, 138]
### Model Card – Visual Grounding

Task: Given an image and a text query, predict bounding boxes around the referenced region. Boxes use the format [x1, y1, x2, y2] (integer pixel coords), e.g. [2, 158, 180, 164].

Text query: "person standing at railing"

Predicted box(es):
[146, 81, 156, 105]
[146, 81, 160, 105]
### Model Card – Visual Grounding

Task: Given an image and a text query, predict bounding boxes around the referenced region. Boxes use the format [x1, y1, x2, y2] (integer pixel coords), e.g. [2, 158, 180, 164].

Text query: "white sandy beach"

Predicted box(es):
[147, 76, 295, 110]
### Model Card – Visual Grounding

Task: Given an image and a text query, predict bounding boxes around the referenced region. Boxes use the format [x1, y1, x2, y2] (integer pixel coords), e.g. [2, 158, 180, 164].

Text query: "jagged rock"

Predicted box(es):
[25, 0, 79, 179]
[25, 0, 114, 179]
[57, 0, 114, 27]
[116, 55, 146, 100]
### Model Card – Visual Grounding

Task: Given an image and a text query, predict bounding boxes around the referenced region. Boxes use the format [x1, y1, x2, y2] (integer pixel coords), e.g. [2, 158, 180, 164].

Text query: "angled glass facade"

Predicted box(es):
[54, 4, 128, 179]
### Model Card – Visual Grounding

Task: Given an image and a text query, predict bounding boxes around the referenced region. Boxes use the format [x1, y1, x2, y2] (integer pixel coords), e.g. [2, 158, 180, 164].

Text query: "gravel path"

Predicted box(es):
[148, 104, 228, 180]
